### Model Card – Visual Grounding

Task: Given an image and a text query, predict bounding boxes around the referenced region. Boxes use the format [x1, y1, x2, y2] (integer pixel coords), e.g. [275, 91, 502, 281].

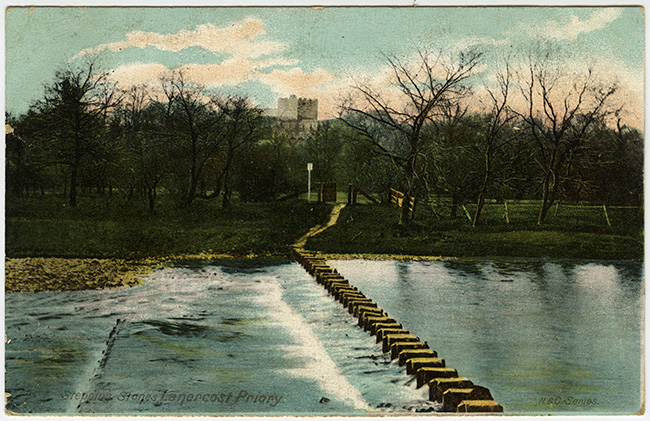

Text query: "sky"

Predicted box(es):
[4, 5, 645, 128]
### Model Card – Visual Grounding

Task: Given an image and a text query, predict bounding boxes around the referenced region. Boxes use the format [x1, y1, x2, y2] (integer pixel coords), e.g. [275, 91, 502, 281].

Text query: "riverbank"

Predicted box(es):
[4, 257, 158, 292]
[305, 204, 644, 261]
[6, 196, 333, 259]
[5, 253, 296, 293]
[5, 197, 643, 292]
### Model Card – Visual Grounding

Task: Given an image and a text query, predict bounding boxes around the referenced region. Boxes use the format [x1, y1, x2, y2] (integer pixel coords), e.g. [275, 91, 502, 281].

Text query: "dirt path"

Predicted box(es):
[294, 203, 346, 249]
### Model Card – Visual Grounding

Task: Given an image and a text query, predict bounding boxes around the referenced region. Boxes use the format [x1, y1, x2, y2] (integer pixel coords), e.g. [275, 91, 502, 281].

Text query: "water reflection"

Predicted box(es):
[331, 258, 643, 415]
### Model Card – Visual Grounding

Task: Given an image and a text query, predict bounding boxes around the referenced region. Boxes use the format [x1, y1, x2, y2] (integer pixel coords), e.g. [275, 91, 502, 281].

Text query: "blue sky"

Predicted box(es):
[5, 6, 645, 126]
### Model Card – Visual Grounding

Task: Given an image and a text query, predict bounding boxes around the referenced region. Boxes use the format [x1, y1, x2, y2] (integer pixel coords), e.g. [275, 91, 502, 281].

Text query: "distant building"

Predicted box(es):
[263, 95, 319, 142]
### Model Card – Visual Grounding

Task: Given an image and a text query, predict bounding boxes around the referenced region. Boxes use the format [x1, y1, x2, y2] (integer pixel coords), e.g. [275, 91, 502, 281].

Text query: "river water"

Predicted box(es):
[5, 258, 643, 416]
[331, 258, 644, 415]
[5, 259, 433, 416]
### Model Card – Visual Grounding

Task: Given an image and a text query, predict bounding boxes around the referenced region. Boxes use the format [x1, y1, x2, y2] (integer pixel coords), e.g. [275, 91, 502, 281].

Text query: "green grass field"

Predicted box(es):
[305, 201, 643, 260]
[6, 195, 333, 259]
[6, 194, 643, 260]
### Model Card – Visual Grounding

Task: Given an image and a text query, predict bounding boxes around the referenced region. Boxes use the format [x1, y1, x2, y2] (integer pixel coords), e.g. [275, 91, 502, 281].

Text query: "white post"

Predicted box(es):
[307, 163, 313, 201]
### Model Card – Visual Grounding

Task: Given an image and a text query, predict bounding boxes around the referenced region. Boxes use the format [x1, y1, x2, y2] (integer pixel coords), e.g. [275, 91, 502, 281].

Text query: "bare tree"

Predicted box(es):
[158, 71, 226, 207]
[472, 62, 516, 226]
[36, 60, 121, 207]
[208, 95, 268, 208]
[118, 85, 169, 212]
[340, 48, 483, 224]
[514, 47, 618, 224]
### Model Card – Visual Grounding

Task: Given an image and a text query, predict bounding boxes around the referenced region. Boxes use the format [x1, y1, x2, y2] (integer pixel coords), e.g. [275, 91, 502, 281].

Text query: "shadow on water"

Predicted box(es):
[171, 257, 292, 274]
[137, 320, 212, 337]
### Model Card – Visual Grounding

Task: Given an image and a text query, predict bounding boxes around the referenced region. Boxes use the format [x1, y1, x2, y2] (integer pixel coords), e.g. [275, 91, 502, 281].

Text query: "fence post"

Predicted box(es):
[461, 204, 472, 222]
[504, 201, 510, 224]
[554, 202, 559, 217]
[348, 184, 353, 204]
[603, 204, 612, 227]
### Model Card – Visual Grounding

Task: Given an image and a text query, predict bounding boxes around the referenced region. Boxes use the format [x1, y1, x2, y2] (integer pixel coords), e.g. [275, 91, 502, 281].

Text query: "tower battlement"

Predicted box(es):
[263, 95, 320, 143]
[276, 95, 318, 121]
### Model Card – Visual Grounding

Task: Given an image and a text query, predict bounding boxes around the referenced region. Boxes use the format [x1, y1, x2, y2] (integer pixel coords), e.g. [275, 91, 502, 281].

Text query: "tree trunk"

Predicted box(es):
[400, 195, 411, 225]
[473, 153, 491, 227]
[222, 171, 231, 209]
[399, 152, 417, 225]
[473, 191, 487, 227]
[148, 187, 156, 213]
[537, 170, 555, 225]
[450, 196, 458, 219]
[185, 169, 199, 208]
[69, 166, 78, 207]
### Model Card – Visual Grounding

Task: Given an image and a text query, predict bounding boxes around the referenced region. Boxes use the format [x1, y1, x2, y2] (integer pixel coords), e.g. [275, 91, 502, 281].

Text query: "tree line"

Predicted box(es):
[6, 46, 643, 225]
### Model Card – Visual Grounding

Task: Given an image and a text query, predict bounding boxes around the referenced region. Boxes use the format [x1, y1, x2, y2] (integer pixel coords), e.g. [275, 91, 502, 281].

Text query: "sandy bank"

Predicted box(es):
[5, 257, 157, 293]
[5, 252, 454, 293]
[315, 252, 456, 262]
[4, 253, 285, 293]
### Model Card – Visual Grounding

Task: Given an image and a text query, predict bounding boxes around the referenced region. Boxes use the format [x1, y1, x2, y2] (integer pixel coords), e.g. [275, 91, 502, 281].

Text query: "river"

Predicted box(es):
[331, 258, 643, 415]
[5, 258, 643, 415]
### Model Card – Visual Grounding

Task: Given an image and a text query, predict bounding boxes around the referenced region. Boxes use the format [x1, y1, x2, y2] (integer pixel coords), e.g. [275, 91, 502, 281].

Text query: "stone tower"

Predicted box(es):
[265, 95, 319, 143]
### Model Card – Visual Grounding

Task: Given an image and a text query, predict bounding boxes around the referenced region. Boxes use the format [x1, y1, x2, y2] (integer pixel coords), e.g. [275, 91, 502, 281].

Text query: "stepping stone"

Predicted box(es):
[382, 333, 418, 353]
[363, 316, 396, 331]
[346, 298, 374, 311]
[457, 400, 503, 413]
[355, 305, 383, 318]
[376, 328, 408, 343]
[415, 367, 458, 388]
[429, 377, 473, 402]
[390, 341, 427, 359]
[398, 349, 437, 366]
[341, 293, 367, 306]
[406, 357, 445, 375]
[370, 322, 402, 335]
[442, 386, 493, 412]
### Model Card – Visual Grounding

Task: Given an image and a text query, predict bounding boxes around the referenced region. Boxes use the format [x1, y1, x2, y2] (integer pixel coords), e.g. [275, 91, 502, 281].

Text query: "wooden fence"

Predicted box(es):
[348, 184, 379, 205]
[426, 198, 642, 227]
[318, 182, 337, 203]
[389, 188, 417, 217]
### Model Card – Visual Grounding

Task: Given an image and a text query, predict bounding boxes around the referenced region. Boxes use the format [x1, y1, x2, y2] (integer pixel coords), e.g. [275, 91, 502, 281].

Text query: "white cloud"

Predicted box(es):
[72, 17, 284, 60]
[526, 8, 623, 41]
[108, 62, 170, 87]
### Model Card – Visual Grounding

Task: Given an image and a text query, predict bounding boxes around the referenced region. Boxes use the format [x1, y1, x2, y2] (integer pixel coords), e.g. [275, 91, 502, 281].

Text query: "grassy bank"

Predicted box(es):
[6, 195, 333, 259]
[305, 203, 644, 260]
[5, 195, 643, 293]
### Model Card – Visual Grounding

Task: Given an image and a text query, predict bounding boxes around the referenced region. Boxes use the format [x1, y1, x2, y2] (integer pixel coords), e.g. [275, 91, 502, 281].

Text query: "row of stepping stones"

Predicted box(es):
[294, 249, 503, 413]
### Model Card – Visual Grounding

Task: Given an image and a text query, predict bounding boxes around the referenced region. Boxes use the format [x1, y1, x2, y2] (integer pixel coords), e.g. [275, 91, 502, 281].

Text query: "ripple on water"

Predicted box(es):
[6, 262, 437, 415]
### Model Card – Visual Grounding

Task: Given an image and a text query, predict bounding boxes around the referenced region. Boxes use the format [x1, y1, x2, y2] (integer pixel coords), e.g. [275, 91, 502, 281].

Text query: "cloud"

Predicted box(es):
[72, 17, 284, 60]
[526, 8, 623, 41]
[76, 17, 341, 116]
[258, 67, 335, 96]
[108, 62, 170, 87]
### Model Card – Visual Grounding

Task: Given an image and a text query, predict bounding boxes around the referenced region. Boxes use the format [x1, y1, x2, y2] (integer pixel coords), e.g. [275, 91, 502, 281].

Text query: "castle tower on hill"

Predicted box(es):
[264, 95, 319, 143]
[277, 95, 318, 121]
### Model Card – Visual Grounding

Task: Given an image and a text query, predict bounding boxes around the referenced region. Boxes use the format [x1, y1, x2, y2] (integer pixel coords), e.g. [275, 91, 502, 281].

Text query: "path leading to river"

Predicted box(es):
[294, 203, 346, 249]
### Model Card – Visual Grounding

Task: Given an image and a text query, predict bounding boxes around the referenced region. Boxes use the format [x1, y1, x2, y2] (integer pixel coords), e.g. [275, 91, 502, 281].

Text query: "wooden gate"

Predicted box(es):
[318, 182, 337, 203]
